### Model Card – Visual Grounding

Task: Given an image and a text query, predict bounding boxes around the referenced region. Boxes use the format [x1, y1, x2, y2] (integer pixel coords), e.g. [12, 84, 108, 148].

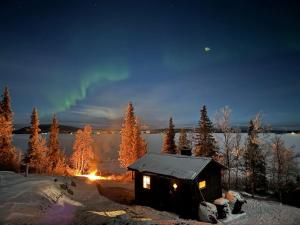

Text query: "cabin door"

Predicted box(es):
[168, 180, 181, 212]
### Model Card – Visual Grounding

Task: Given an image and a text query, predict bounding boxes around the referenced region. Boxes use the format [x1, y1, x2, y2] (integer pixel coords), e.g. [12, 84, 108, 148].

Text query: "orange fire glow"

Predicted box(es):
[75, 170, 113, 181]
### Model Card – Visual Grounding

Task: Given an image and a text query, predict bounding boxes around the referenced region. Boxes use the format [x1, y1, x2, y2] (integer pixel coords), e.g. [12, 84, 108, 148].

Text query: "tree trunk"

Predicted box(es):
[228, 167, 231, 190]
[235, 164, 239, 189]
[25, 164, 29, 177]
[251, 167, 255, 198]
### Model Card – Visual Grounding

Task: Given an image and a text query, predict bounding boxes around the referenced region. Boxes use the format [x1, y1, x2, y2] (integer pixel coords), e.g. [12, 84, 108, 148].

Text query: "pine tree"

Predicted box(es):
[1, 87, 12, 120]
[119, 102, 148, 167]
[119, 102, 139, 168]
[26, 108, 48, 173]
[133, 118, 147, 158]
[48, 114, 64, 174]
[70, 125, 96, 174]
[0, 86, 18, 171]
[162, 117, 176, 154]
[177, 128, 191, 154]
[243, 118, 266, 195]
[194, 105, 217, 157]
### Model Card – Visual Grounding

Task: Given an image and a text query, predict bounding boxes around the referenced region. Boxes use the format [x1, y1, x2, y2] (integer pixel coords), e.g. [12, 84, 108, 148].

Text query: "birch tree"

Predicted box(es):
[71, 125, 96, 174]
[232, 129, 244, 189]
[270, 136, 298, 201]
[215, 106, 234, 190]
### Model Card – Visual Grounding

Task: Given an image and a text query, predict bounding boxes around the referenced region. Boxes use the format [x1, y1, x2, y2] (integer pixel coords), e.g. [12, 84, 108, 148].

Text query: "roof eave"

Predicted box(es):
[128, 169, 195, 181]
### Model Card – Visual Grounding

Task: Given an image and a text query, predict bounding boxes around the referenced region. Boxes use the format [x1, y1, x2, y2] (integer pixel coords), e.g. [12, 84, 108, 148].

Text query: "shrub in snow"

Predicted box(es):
[198, 201, 218, 223]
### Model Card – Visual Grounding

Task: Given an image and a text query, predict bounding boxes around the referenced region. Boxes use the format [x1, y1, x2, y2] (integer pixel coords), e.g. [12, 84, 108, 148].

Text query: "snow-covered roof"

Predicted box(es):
[128, 153, 224, 180]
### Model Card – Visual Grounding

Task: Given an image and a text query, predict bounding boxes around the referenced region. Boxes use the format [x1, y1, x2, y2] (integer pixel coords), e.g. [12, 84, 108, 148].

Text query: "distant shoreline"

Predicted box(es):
[13, 124, 300, 135]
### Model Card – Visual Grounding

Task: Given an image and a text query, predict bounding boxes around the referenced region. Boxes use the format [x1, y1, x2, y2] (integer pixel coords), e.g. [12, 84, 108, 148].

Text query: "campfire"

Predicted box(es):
[75, 170, 114, 181]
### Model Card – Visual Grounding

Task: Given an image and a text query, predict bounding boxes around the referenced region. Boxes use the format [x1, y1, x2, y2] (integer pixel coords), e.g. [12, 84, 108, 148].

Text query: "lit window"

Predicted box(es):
[143, 175, 150, 189]
[199, 180, 206, 189]
[173, 183, 178, 190]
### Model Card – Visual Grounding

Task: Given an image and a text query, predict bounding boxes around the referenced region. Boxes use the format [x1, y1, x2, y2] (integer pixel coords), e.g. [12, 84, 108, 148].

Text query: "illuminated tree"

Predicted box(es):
[0, 86, 18, 171]
[177, 128, 191, 154]
[162, 117, 176, 154]
[52, 151, 67, 175]
[70, 125, 96, 174]
[119, 102, 135, 168]
[26, 108, 48, 173]
[48, 114, 65, 174]
[194, 105, 217, 157]
[119, 102, 147, 168]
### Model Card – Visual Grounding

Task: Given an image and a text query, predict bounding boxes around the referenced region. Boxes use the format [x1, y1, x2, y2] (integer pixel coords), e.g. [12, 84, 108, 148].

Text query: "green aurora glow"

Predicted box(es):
[44, 65, 129, 115]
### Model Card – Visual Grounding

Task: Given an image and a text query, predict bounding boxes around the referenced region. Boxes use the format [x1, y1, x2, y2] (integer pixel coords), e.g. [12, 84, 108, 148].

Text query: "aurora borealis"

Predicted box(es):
[0, 0, 299, 128]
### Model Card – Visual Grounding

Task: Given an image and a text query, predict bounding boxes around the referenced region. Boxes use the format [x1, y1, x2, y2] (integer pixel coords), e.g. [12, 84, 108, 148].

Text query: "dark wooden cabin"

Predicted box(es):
[128, 153, 226, 218]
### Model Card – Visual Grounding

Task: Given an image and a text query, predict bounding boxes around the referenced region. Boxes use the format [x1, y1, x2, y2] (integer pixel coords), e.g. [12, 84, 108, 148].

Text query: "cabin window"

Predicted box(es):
[143, 175, 151, 189]
[172, 183, 178, 191]
[199, 180, 206, 189]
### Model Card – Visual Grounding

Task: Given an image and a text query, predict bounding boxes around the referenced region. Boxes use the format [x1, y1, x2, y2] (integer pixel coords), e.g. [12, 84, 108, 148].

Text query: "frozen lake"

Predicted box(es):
[13, 133, 300, 159]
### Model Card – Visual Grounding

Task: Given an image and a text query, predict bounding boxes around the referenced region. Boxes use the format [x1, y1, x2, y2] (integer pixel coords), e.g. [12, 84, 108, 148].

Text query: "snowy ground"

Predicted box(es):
[226, 197, 300, 225]
[0, 171, 207, 225]
[1, 171, 300, 225]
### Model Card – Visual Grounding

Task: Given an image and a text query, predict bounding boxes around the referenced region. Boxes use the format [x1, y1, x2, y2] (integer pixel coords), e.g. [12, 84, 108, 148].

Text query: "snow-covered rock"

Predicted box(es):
[198, 201, 218, 223]
[225, 191, 246, 214]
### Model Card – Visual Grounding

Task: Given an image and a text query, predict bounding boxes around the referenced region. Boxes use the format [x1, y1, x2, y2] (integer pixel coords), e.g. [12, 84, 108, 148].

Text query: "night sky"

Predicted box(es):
[0, 0, 299, 128]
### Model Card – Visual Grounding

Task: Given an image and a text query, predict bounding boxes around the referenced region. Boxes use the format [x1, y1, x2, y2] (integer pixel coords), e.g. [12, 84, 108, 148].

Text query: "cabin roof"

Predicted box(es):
[128, 153, 225, 180]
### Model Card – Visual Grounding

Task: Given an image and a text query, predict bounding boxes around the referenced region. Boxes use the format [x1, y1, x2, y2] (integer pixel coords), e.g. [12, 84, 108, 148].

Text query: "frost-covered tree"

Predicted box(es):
[26, 108, 48, 173]
[162, 117, 176, 154]
[177, 128, 191, 154]
[0, 86, 18, 171]
[194, 105, 218, 157]
[232, 129, 244, 189]
[215, 106, 234, 189]
[48, 115, 65, 174]
[243, 114, 266, 195]
[119, 102, 147, 168]
[70, 125, 96, 174]
[270, 136, 298, 201]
